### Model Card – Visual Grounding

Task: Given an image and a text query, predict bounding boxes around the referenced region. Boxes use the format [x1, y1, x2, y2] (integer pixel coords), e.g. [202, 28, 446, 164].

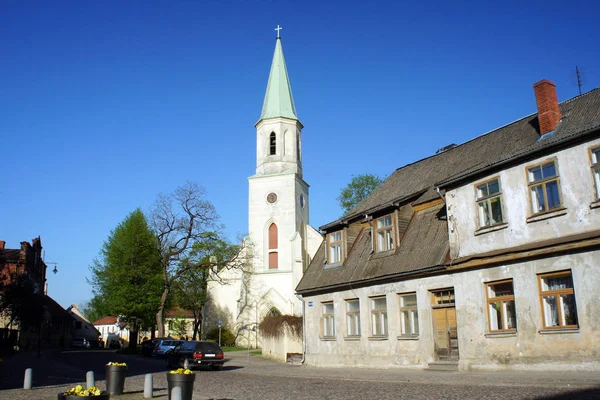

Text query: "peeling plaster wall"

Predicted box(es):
[302, 250, 600, 371]
[446, 138, 600, 259]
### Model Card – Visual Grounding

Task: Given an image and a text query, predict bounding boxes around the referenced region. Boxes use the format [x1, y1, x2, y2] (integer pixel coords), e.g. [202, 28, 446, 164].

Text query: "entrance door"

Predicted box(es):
[431, 289, 459, 361]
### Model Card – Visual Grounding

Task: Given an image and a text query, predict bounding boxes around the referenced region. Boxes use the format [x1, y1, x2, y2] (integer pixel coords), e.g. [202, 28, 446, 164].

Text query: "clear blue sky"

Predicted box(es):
[2, 0, 599, 310]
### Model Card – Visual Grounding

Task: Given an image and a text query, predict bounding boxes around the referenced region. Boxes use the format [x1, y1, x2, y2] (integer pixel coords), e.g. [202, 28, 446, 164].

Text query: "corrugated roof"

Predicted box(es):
[297, 204, 448, 294]
[324, 88, 600, 230]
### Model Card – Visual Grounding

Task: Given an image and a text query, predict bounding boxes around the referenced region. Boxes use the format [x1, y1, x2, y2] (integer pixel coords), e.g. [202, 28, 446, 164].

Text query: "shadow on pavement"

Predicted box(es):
[536, 386, 600, 400]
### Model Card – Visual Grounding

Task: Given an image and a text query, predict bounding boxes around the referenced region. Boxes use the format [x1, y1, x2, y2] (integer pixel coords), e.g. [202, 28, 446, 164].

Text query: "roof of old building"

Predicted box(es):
[322, 88, 600, 230]
[299, 87, 600, 295]
[92, 316, 117, 326]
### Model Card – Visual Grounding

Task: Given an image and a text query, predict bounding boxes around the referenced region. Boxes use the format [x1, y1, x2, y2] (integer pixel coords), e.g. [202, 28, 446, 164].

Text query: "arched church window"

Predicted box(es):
[268, 223, 278, 269]
[269, 132, 276, 155]
[267, 307, 281, 317]
[297, 133, 301, 161]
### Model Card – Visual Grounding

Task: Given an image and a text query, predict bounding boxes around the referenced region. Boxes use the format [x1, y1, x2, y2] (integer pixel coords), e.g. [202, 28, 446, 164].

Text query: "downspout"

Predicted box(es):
[295, 294, 306, 364]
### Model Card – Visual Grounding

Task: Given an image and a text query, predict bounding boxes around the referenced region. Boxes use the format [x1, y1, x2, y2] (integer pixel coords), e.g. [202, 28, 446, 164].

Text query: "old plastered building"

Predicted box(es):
[296, 80, 600, 371]
[207, 34, 322, 343]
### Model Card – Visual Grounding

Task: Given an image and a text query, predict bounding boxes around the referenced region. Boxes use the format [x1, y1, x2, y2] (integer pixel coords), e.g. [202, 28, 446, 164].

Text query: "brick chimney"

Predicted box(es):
[0, 240, 5, 250]
[533, 79, 562, 135]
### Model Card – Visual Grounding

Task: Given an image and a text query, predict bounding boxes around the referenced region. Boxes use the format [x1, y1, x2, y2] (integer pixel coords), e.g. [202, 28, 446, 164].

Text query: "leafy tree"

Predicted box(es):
[150, 181, 249, 338]
[80, 297, 107, 324]
[337, 173, 383, 214]
[89, 209, 163, 348]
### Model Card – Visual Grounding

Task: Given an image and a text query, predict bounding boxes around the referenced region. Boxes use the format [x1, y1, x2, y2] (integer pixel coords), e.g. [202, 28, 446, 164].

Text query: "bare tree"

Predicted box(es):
[150, 181, 249, 337]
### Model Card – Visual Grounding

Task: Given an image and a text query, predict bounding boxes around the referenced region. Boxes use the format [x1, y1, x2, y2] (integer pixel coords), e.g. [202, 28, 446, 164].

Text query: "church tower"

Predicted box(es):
[247, 32, 310, 316]
[207, 30, 321, 347]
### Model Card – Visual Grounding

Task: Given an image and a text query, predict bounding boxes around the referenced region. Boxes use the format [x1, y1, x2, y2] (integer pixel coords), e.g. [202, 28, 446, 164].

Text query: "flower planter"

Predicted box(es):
[105, 364, 127, 395]
[167, 372, 196, 400]
[57, 392, 110, 400]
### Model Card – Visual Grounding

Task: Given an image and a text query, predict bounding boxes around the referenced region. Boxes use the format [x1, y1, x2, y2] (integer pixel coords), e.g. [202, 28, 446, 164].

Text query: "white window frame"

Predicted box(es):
[399, 293, 419, 336]
[476, 177, 504, 228]
[375, 214, 394, 252]
[527, 159, 562, 214]
[322, 302, 335, 338]
[590, 146, 600, 200]
[327, 231, 344, 264]
[370, 296, 388, 337]
[345, 299, 361, 337]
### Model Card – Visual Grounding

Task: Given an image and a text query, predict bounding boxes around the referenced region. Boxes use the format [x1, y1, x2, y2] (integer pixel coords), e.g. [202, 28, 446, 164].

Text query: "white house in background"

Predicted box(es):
[92, 316, 130, 347]
[207, 34, 322, 345]
[67, 304, 101, 347]
[297, 80, 600, 371]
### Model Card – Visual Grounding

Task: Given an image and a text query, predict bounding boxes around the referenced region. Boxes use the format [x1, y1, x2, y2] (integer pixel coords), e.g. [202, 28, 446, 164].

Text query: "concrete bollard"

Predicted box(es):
[171, 386, 183, 400]
[144, 373, 153, 398]
[23, 368, 32, 389]
[86, 371, 95, 388]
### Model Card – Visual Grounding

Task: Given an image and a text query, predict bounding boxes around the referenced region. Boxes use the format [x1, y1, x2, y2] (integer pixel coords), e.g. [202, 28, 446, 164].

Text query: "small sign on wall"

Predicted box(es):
[308, 301, 313, 307]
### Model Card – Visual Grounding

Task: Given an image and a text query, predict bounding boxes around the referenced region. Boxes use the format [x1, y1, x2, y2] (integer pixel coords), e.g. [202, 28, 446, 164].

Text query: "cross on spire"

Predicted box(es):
[275, 25, 282, 38]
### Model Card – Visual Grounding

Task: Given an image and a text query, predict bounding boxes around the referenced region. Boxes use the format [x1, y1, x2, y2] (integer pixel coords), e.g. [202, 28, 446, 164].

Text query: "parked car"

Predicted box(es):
[152, 339, 183, 357]
[165, 341, 226, 371]
[141, 338, 159, 357]
[72, 337, 90, 348]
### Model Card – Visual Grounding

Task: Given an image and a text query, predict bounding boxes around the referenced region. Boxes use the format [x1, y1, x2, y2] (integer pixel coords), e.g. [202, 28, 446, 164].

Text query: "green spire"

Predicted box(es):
[260, 37, 298, 121]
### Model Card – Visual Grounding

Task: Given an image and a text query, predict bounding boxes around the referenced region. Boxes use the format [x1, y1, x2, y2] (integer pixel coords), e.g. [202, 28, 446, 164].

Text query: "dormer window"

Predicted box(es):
[327, 231, 344, 264]
[375, 214, 394, 252]
[269, 132, 276, 155]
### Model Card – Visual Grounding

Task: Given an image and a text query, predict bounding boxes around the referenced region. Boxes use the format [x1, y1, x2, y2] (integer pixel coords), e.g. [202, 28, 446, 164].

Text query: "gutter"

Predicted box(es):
[295, 294, 306, 364]
[297, 265, 446, 297]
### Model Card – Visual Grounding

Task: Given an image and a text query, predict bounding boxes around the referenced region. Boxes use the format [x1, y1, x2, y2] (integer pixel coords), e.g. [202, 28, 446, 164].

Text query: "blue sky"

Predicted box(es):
[2, 0, 599, 310]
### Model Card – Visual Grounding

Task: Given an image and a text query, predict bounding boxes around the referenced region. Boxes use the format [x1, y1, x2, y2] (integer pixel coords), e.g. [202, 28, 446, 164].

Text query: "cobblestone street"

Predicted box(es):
[1, 350, 599, 399]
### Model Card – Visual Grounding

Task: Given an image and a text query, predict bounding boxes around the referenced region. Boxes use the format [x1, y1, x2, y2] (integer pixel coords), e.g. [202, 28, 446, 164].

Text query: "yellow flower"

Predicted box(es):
[63, 385, 104, 396]
[169, 368, 194, 374]
[107, 361, 127, 366]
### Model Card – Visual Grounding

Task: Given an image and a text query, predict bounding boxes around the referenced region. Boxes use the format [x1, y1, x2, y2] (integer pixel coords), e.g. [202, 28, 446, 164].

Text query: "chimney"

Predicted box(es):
[0, 240, 5, 250]
[533, 79, 562, 135]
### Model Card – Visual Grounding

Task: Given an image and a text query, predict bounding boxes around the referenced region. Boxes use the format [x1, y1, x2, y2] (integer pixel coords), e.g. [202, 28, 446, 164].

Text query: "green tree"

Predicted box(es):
[337, 174, 383, 214]
[150, 181, 250, 338]
[89, 209, 163, 348]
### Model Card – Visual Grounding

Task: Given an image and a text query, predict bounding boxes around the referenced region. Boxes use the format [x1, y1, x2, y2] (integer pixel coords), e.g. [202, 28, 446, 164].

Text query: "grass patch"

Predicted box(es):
[222, 346, 249, 352]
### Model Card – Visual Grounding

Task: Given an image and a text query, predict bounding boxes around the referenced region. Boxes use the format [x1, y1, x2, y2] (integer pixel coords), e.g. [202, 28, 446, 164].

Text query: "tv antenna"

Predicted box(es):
[576, 65, 583, 95]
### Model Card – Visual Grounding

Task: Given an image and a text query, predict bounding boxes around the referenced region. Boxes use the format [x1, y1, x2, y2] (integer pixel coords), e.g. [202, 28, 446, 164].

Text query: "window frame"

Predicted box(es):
[269, 132, 276, 156]
[538, 270, 579, 330]
[398, 293, 419, 337]
[326, 230, 345, 265]
[590, 146, 600, 200]
[345, 299, 361, 337]
[475, 177, 505, 228]
[374, 214, 395, 253]
[526, 158, 563, 215]
[321, 302, 335, 338]
[485, 279, 517, 333]
[370, 296, 388, 337]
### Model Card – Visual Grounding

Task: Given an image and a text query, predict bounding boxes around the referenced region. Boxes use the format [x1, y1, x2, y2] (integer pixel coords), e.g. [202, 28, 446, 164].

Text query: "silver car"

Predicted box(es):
[152, 339, 183, 357]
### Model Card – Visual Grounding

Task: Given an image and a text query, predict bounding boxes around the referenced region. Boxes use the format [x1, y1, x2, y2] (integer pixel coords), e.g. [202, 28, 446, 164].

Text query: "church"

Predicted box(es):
[206, 32, 322, 345]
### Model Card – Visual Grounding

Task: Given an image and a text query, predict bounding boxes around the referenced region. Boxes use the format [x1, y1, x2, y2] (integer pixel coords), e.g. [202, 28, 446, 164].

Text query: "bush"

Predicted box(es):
[206, 327, 236, 346]
[259, 315, 302, 340]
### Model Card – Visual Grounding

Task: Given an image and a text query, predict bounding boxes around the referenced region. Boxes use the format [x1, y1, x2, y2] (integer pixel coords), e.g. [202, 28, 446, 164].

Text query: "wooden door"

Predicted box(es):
[432, 307, 459, 361]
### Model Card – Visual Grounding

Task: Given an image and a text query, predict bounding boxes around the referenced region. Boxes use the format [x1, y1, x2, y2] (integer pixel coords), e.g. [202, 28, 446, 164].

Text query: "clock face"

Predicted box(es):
[267, 192, 278, 204]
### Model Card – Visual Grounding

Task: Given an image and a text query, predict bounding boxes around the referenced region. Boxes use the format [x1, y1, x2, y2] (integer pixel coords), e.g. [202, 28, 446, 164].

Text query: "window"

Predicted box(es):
[370, 296, 388, 336]
[346, 299, 360, 337]
[327, 231, 344, 264]
[591, 147, 600, 199]
[486, 280, 516, 332]
[539, 271, 578, 329]
[528, 160, 562, 214]
[375, 214, 394, 252]
[322, 302, 335, 337]
[269, 132, 276, 155]
[399, 293, 419, 336]
[476, 178, 504, 227]
[268, 223, 278, 269]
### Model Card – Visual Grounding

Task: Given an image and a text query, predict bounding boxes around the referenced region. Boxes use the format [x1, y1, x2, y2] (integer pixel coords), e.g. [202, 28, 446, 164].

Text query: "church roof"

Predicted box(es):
[259, 37, 298, 122]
